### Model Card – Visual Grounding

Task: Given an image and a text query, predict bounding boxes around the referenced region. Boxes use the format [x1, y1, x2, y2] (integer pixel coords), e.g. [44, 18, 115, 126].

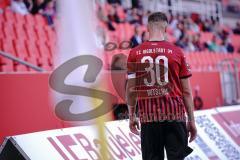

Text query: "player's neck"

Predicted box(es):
[149, 32, 166, 42]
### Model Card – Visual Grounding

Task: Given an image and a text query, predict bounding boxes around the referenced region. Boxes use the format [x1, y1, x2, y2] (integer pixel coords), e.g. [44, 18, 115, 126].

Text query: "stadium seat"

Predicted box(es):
[36, 40, 51, 62]
[0, 37, 15, 71]
[14, 64, 28, 72]
[14, 23, 28, 40]
[3, 22, 16, 38]
[3, 9, 15, 22]
[24, 24, 38, 41]
[12, 39, 29, 72]
[35, 26, 48, 42]
[115, 23, 125, 42]
[124, 23, 134, 41]
[0, 59, 14, 72]
[13, 39, 28, 60]
[14, 13, 25, 25]
[46, 41, 55, 57]
[0, 22, 4, 39]
[0, 13, 4, 22]
[24, 14, 35, 26]
[34, 14, 47, 26]
[2, 38, 16, 56]
[200, 32, 213, 43]
[44, 26, 56, 42]
[25, 41, 39, 66]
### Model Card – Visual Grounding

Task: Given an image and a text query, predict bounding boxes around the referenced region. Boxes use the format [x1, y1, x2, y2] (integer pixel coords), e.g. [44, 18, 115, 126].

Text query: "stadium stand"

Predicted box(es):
[0, 8, 55, 71]
[0, 1, 239, 73]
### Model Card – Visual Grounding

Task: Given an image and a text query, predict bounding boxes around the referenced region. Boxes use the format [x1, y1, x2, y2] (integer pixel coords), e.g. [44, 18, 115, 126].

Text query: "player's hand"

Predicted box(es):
[129, 115, 140, 135]
[187, 121, 197, 142]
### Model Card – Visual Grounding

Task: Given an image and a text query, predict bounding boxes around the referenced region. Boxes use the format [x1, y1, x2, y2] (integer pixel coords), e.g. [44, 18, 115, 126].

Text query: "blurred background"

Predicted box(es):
[0, 0, 239, 159]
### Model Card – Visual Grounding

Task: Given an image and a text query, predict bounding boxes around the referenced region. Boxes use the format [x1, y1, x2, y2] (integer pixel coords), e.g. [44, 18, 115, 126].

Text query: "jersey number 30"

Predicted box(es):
[141, 56, 169, 86]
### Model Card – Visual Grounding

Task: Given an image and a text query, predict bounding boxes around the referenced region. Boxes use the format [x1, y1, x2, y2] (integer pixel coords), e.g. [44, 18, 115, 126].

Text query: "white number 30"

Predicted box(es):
[141, 56, 169, 86]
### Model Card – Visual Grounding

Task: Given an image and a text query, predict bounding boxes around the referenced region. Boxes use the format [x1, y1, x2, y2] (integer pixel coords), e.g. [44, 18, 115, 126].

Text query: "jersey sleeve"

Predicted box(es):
[127, 49, 136, 79]
[179, 49, 192, 79]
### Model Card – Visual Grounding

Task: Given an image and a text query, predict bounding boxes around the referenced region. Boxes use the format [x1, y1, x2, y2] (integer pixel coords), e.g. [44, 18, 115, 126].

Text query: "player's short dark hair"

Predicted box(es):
[148, 12, 168, 24]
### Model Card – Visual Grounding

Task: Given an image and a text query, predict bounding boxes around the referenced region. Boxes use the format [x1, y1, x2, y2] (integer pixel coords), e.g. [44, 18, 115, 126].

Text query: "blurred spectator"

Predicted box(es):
[217, 28, 229, 41]
[192, 34, 204, 51]
[130, 25, 142, 48]
[202, 19, 213, 32]
[107, 5, 121, 23]
[121, 0, 132, 9]
[169, 14, 181, 30]
[23, 0, 33, 11]
[233, 21, 240, 35]
[142, 10, 151, 25]
[194, 86, 203, 110]
[97, 6, 108, 22]
[126, 7, 141, 24]
[189, 18, 200, 33]
[113, 103, 128, 120]
[41, 0, 55, 25]
[30, 0, 48, 14]
[142, 31, 149, 42]
[173, 23, 184, 40]
[107, 0, 121, 5]
[11, 0, 29, 15]
[184, 35, 196, 52]
[131, 0, 140, 8]
[225, 0, 240, 14]
[97, 6, 116, 31]
[219, 39, 234, 53]
[96, 26, 107, 47]
[175, 35, 188, 49]
[207, 35, 220, 52]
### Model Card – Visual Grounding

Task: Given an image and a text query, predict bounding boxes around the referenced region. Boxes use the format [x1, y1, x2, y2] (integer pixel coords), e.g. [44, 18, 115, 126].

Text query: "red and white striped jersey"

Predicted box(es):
[127, 41, 192, 123]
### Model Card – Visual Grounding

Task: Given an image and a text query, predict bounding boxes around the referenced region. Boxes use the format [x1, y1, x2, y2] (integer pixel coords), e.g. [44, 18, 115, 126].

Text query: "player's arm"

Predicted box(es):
[126, 50, 139, 135]
[179, 49, 197, 142]
[126, 77, 137, 118]
[181, 78, 195, 122]
[181, 78, 197, 142]
[126, 73, 139, 135]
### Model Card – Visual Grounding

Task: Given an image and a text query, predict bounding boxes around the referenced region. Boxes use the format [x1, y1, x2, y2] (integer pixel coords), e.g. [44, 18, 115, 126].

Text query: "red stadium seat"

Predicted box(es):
[46, 41, 55, 57]
[115, 23, 125, 42]
[24, 14, 35, 26]
[14, 64, 28, 72]
[23, 24, 38, 41]
[3, 9, 15, 22]
[0, 22, 4, 39]
[200, 32, 213, 43]
[44, 26, 56, 42]
[14, 23, 28, 40]
[34, 14, 47, 26]
[13, 39, 28, 60]
[25, 41, 40, 66]
[14, 13, 25, 25]
[2, 38, 16, 56]
[0, 38, 15, 71]
[0, 60, 14, 72]
[37, 40, 51, 56]
[35, 26, 48, 42]
[3, 22, 16, 38]
[124, 23, 134, 41]
[12, 39, 29, 72]
[0, 13, 4, 23]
